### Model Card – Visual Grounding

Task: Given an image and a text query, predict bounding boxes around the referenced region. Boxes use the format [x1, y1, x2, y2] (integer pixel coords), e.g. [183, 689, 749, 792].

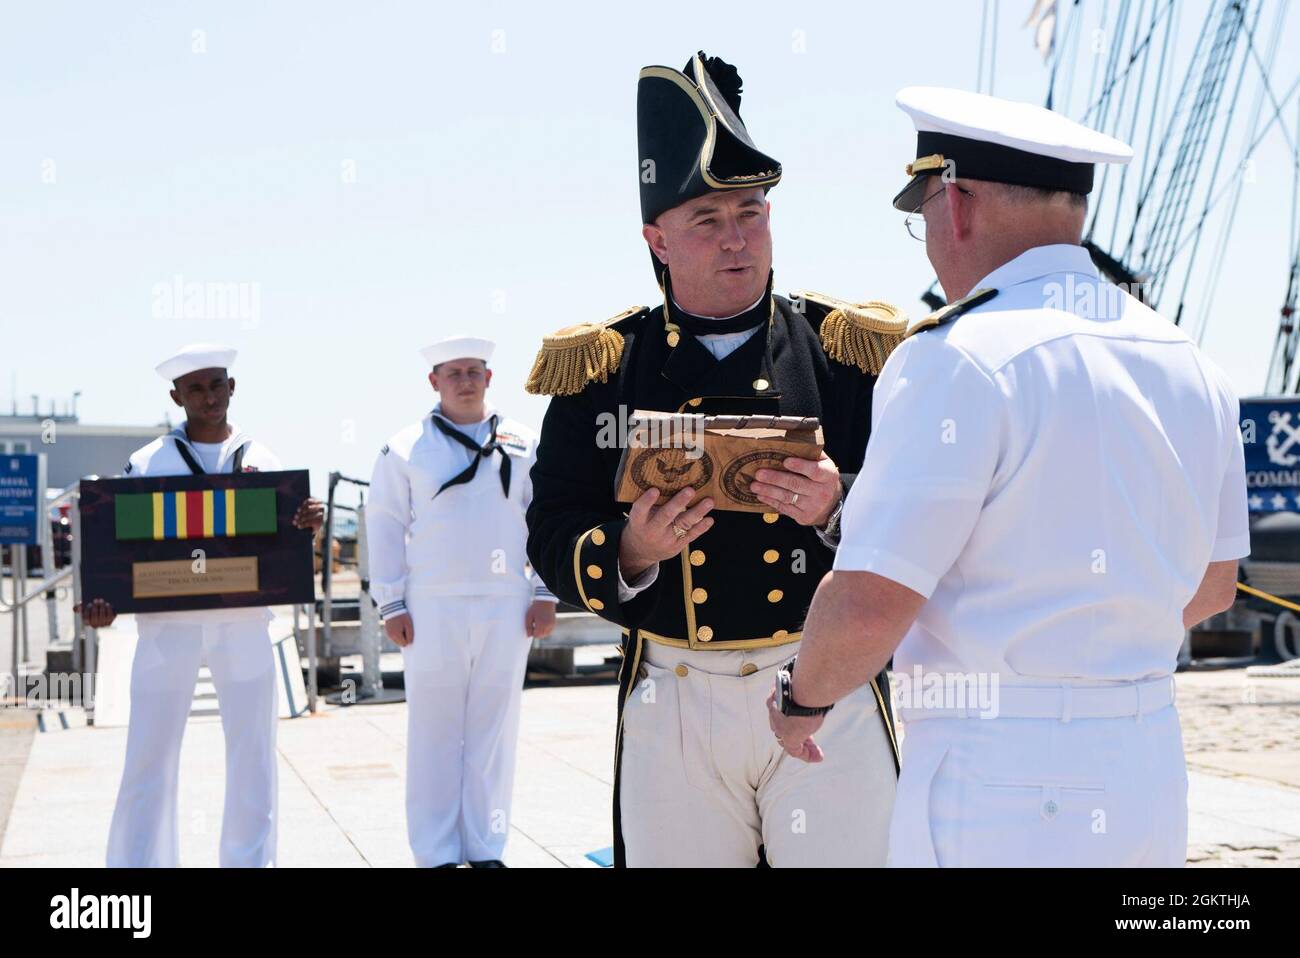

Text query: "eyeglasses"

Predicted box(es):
[904, 183, 975, 242]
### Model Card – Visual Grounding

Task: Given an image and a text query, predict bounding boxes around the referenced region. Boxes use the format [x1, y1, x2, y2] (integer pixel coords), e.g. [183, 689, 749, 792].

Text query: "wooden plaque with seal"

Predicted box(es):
[613, 411, 824, 513]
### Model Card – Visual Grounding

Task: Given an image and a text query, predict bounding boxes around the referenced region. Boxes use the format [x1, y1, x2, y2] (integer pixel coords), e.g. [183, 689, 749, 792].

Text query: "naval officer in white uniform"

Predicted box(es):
[367, 336, 557, 868]
[81, 343, 324, 867]
[768, 88, 1249, 867]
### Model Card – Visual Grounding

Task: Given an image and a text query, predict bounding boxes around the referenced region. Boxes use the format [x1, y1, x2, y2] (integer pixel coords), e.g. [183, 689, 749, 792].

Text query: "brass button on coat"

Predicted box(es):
[667, 331, 681, 347]
[674, 664, 688, 677]
[773, 629, 789, 640]
[691, 588, 707, 604]
[586, 564, 603, 579]
[767, 590, 784, 603]
[763, 512, 779, 524]
[696, 626, 714, 642]
[740, 663, 759, 676]
[688, 397, 703, 407]
[689, 550, 706, 566]
[753, 378, 770, 390]
[591, 528, 606, 545]
[763, 549, 779, 563]
[588, 598, 605, 611]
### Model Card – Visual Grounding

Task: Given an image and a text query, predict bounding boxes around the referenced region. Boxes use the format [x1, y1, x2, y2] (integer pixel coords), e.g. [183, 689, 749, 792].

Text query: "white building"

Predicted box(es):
[0, 414, 167, 489]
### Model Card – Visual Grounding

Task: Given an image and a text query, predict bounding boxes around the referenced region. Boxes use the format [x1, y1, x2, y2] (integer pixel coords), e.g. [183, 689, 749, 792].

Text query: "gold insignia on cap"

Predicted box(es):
[794, 290, 908, 375]
[525, 307, 644, 396]
[905, 153, 946, 176]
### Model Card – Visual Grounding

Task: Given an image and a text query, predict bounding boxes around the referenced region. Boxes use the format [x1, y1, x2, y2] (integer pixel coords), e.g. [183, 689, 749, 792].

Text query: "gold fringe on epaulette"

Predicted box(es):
[524, 324, 625, 396]
[820, 302, 907, 375]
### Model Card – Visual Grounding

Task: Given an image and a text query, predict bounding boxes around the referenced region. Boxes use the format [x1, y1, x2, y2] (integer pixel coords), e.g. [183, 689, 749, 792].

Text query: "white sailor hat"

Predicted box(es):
[420, 336, 495, 369]
[155, 343, 238, 382]
[892, 86, 1134, 211]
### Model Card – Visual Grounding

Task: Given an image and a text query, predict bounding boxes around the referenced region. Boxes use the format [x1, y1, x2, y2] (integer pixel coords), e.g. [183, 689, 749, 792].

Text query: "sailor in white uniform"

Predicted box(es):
[767, 88, 1249, 867]
[367, 336, 557, 868]
[81, 343, 324, 867]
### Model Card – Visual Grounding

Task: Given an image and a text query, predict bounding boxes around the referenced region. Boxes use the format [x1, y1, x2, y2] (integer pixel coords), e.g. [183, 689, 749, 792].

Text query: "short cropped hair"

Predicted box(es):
[989, 181, 1088, 210]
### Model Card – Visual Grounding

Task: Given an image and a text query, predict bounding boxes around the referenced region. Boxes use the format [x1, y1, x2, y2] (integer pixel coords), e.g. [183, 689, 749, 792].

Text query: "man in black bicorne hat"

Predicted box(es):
[525, 52, 903, 867]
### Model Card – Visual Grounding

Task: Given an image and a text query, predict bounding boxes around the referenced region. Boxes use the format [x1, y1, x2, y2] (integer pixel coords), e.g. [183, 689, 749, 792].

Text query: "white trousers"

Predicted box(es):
[107, 618, 278, 868]
[888, 703, 1188, 867]
[620, 641, 897, 867]
[403, 593, 532, 867]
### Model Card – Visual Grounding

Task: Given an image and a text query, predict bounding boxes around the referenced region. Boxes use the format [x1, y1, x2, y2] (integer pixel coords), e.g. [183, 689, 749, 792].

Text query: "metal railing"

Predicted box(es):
[2, 481, 96, 720]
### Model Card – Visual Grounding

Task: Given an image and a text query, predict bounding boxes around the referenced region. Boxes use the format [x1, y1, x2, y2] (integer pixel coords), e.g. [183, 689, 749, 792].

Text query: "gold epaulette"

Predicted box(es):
[792, 290, 908, 375]
[524, 306, 645, 397]
[904, 287, 999, 339]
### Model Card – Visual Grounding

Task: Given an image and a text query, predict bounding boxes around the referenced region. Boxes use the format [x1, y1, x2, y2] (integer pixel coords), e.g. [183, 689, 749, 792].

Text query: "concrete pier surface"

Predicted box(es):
[3, 602, 1298, 866]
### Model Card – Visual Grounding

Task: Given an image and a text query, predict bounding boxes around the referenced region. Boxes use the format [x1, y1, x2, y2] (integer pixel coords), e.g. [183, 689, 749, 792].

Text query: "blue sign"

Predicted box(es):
[0, 454, 43, 544]
[1242, 398, 1300, 513]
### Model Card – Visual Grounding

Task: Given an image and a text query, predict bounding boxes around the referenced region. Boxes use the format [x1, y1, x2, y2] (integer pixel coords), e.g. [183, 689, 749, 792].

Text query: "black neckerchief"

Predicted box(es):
[664, 270, 774, 336]
[430, 412, 510, 499]
[173, 428, 245, 475]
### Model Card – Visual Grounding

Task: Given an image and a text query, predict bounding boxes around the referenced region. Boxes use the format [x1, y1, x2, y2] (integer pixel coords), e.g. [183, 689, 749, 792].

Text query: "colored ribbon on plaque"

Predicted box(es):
[114, 488, 276, 541]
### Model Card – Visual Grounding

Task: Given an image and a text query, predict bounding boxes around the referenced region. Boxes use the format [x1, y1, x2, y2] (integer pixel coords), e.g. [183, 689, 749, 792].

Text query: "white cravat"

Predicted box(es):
[671, 292, 766, 360]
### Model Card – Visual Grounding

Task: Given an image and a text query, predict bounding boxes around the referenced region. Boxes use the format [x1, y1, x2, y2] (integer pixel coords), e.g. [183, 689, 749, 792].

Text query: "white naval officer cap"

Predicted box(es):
[892, 86, 1134, 211]
[155, 343, 238, 382]
[420, 336, 495, 368]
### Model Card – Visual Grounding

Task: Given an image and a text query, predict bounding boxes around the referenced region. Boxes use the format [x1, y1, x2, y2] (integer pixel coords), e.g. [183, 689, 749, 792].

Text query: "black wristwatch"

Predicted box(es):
[775, 658, 834, 717]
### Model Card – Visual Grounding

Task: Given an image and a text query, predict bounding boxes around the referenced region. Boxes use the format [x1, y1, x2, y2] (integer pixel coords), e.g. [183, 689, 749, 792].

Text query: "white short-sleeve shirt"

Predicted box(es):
[834, 244, 1249, 682]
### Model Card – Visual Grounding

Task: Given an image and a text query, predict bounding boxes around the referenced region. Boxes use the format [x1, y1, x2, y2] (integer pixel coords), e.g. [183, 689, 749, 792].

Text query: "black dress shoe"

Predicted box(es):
[468, 859, 507, 868]
[434, 862, 460, 868]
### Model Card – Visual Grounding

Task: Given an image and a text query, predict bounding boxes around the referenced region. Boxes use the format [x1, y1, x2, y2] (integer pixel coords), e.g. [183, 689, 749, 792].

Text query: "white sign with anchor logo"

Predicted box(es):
[1266, 410, 1300, 467]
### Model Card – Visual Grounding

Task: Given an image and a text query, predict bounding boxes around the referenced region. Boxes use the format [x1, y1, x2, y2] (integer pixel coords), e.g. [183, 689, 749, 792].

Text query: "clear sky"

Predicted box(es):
[4, 1, 1299, 496]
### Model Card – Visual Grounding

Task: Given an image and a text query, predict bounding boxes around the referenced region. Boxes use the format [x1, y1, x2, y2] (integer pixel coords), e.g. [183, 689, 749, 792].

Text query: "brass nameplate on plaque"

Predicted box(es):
[131, 557, 260, 598]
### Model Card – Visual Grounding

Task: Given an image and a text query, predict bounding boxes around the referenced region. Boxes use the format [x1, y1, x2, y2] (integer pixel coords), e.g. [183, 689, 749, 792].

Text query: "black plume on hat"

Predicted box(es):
[692, 53, 743, 113]
[636, 51, 781, 228]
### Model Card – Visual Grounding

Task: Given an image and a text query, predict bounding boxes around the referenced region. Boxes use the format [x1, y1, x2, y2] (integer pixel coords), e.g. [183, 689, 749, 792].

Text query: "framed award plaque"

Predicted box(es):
[78, 469, 315, 614]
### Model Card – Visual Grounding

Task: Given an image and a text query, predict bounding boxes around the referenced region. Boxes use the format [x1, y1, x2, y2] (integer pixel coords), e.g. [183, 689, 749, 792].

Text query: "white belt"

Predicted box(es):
[897, 676, 1176, 722]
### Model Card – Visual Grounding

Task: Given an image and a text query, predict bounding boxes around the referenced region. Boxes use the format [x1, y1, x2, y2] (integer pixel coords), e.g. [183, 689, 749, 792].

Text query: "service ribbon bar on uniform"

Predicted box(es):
[114, 488, 277, 540]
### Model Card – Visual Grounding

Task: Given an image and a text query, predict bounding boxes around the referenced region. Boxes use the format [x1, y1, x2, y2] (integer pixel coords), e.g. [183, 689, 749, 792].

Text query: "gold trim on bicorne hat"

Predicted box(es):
[793, 291, 908, 375]
[525, 307, 644, 397]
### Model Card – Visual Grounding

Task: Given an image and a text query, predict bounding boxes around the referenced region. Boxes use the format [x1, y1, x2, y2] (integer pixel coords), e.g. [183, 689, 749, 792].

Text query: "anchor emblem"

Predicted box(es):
[1266, 410, 1300, 466]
